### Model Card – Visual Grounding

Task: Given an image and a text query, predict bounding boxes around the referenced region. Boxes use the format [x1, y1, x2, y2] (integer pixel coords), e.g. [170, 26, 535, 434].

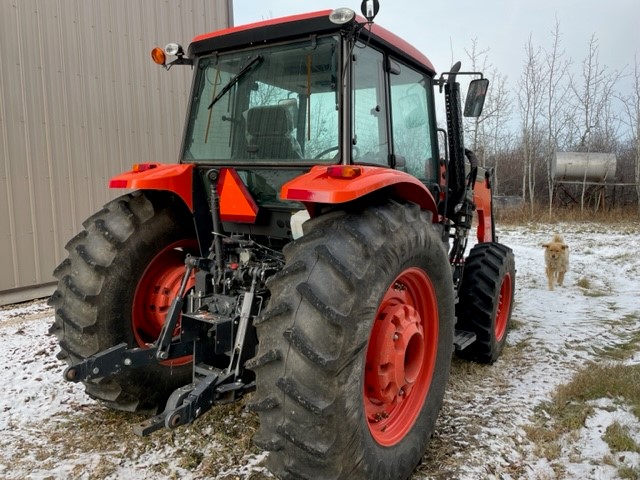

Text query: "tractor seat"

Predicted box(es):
[246, 105, 302, 160]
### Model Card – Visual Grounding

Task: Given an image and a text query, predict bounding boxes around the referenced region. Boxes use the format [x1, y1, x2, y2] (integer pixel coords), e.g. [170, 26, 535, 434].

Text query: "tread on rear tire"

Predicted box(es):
[247, 200, 455, 480]
[48, 191, 196, 412]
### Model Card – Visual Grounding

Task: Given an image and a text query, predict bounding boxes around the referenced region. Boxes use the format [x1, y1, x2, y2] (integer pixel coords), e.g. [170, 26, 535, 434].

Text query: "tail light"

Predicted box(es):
[327, 166, 362, 179]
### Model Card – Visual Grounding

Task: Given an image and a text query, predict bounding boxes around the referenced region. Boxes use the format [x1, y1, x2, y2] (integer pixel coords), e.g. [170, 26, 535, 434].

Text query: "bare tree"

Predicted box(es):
[542, 18, 571, 215]
[463, 38, 491, 156]
[620, 54, 640, 210]
[462, 39, 513, 193]
[517, 34, 547, 213]
[570, 34, 622, 212]
[482, 71, 513, 193]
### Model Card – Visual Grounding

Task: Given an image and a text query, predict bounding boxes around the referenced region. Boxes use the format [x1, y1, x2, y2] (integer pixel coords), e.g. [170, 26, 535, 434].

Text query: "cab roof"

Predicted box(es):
[188, 10, 435, 75]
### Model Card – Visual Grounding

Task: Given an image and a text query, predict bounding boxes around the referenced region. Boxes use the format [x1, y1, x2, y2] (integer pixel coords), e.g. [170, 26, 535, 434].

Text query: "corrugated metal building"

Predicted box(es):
[0, 0, 232, 305]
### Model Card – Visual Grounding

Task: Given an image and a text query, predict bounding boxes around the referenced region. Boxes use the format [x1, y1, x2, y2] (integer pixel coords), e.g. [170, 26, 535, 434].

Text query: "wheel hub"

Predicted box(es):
[132, 240, 196, 364]
[137, 261, 189, 337]
[366, 303, 424, 404]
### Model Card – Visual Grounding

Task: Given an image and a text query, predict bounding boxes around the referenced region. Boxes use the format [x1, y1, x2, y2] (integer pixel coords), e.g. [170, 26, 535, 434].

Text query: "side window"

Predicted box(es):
[352, 45, 388, 165]
[389, 61, 437, 182]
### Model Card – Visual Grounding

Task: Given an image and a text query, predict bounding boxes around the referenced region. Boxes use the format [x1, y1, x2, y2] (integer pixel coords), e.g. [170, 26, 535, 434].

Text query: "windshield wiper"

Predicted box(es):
[208, 55, 263, 110]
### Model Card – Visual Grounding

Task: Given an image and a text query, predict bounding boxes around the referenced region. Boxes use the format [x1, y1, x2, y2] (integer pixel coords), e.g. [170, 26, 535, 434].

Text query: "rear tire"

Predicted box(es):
[48, 191, 196, 412]
[455, 242, 515, 364]
[247, 201, 454, 480]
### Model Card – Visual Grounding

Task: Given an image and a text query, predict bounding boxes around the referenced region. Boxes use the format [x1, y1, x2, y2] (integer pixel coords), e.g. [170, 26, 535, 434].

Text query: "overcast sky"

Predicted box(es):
[232, 0, 640, 94]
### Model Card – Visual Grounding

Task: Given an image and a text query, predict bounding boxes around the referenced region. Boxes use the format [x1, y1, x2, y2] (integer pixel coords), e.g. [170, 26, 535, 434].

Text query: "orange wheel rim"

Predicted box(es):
[132, 239, 196, 366]
[494, 272, 512, 342]
[364, 267, 439, 446]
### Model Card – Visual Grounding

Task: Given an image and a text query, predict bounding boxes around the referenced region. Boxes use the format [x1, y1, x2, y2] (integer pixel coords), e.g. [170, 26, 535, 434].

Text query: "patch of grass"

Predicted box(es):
[623, 312, 640, 322]
[526, 362, 640, 465]
[574, 276, 610, 297]
[594, 330, 640, 361]
[576, 277, 591, 289]
[553, 363, 640, 419]
[609, 252, 635, 263]
[619, 465, 640, 480]
[218, 472, 273, 480]
[88, 456, 118, 480]
[522, 424, 562, 460]
[10, 396, 263, 478]
[449, 355, 489, 374]
[509, 318, 524, 331]
[178, 449, 205, 470]
[495, 204, 640, 227]
[509, 338, 531, 352]
[603, 422, 640, 453]
[583, 290, 609, 298]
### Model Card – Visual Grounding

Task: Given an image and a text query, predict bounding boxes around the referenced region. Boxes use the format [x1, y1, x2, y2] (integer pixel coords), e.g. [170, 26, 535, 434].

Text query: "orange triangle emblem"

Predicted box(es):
[217, 168, 259, 223]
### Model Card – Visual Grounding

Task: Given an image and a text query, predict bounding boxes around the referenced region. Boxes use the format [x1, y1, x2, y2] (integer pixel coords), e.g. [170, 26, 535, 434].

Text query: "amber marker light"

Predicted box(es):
[132, 163, 158, 173]
[327, 165, 362, 179]
[151, 47, 166, 66]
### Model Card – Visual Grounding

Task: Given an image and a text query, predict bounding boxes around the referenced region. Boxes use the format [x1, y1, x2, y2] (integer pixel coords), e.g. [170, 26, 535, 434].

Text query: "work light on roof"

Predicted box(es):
[151, 42, 192, 69]
[329, 7, 356, 25]
[164, 43, 184, 57]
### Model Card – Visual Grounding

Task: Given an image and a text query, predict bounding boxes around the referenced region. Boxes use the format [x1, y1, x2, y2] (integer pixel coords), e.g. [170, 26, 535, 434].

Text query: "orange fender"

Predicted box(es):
[474, 170, 494, 243]
[281, 165, 438, 219]
[109, 163, 194, 211]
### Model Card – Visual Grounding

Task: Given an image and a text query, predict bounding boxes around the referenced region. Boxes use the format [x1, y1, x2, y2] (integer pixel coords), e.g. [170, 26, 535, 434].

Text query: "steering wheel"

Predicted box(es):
[313, 145, 360, 160]
[314, 145, 339, 159]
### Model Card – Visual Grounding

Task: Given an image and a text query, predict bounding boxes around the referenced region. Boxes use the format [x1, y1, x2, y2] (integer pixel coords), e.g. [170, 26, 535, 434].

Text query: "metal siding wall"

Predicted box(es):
[0, 0, 231, 305]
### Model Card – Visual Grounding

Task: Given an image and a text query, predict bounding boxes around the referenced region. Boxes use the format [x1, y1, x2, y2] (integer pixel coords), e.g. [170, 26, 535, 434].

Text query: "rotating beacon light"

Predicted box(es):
[361, 0, 380, 22]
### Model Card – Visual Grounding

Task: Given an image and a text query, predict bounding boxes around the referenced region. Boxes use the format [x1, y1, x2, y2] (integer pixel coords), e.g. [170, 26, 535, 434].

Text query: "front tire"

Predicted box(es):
[247, 201, 454, 480]
[48, 191, 197, 412]
[455, 242, 516, 364]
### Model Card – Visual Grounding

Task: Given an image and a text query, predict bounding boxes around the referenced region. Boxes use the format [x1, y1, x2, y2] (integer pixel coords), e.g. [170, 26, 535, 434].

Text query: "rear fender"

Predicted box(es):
[281, 165, 438, 219]
[109, 163, 194, 211]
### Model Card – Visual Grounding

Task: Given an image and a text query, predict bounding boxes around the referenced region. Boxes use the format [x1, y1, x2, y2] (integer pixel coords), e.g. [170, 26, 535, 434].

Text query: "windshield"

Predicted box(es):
[183, 36, 339, 163]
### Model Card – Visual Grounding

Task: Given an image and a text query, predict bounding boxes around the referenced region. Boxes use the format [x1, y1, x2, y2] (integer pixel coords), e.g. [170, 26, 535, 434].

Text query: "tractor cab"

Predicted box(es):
[148, 7, 489, 245]
[158, 9, 450, 219]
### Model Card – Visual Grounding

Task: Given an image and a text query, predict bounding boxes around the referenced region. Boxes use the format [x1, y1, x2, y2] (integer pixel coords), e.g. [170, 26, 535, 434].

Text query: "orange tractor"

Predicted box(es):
[49, 4, 515, 479]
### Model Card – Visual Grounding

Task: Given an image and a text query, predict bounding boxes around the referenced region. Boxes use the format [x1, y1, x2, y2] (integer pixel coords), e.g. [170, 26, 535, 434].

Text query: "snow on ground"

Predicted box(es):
[1, 222, 639, 479]
[416, 223, 640, 480]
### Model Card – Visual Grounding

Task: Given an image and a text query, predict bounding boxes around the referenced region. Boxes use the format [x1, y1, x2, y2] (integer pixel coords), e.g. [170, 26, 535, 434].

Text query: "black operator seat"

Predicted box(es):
[246, 105, 302, 160]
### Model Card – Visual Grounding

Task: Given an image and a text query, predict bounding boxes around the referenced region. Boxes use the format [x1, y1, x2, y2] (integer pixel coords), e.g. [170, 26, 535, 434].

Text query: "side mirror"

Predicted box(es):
[464, 78, 489, 117]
